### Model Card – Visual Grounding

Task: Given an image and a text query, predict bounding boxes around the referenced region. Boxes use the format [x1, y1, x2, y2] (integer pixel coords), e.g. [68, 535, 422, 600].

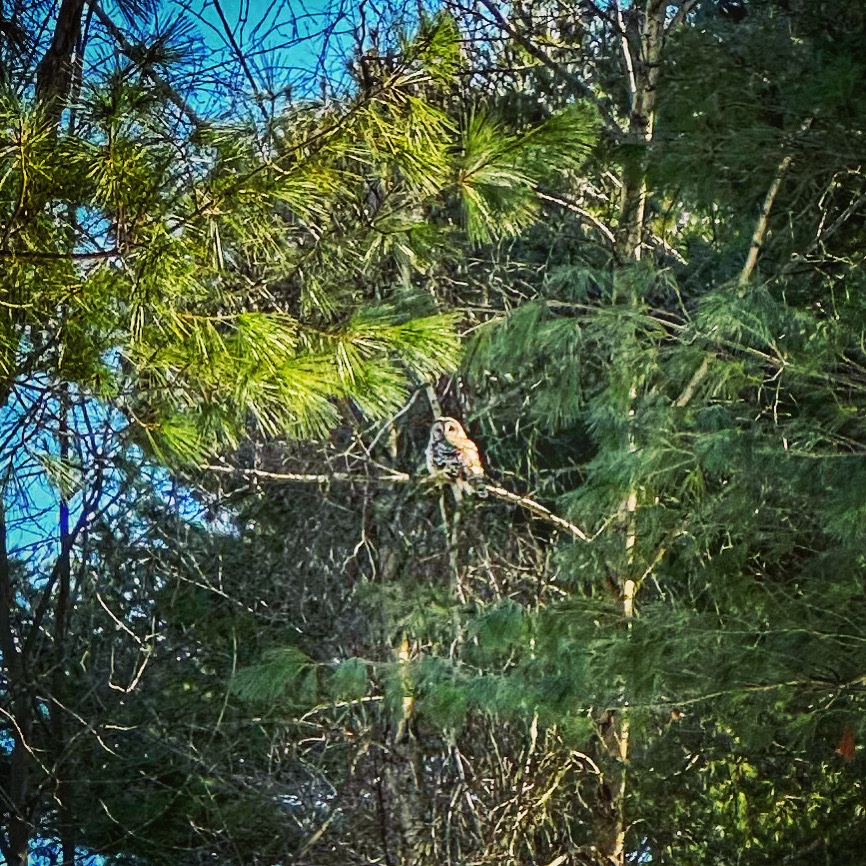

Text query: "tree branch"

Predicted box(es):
[674, 351, 716, 408]
[484, 484, 589, 541]
[211, 0, 269, 124]
[90, 1, 206, 130]
[476, 0, 622, 138]
[34, 0, 86, 114]
[667, 0, 702, 32]
[739, 119, 813, 287]
[203, 463, 411, 484]
[202, 465, 591, 541]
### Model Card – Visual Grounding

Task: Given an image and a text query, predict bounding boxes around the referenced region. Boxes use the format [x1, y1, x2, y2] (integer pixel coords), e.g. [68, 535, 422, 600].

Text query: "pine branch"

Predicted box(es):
[90, 1, 206, 130]
[202, 465, 591, 540]
[739, 118, 813, 287]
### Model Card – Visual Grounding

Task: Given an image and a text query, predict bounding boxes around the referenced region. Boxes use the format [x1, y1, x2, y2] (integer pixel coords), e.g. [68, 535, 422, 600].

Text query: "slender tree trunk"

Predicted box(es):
[53, 392, 76, 866]
[599, 4, 669, 864]
[0, 499, 33, 866]
[614, 1, 667, 263]
[378, 634, 429, 865]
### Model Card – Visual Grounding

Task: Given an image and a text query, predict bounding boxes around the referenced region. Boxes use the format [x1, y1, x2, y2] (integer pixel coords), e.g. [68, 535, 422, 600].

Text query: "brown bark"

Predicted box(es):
[35, 0, 87, 116]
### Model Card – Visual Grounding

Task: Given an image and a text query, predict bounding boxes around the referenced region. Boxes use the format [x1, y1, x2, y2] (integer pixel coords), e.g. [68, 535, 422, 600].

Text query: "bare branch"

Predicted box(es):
[203, 463, 411, 484]
[615, 1, 636, 100]
[537, 191, 616, 245]
[475, 0, 622, 138]
[667, 0, 702, 32]
[739, 118, 813, 287]
[211, 0, 269, 124]
[201, 465, 591, 540]
[484, 484, 589, 541]
[675, 351, 716, 408]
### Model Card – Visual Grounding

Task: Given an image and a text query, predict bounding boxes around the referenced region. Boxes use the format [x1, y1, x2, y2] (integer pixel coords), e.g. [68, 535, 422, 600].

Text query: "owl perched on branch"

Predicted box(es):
[426, 417, 487, 499]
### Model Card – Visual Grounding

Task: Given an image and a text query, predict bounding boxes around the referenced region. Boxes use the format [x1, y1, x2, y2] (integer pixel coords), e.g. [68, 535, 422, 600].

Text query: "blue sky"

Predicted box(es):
[139, 0, 360, 112]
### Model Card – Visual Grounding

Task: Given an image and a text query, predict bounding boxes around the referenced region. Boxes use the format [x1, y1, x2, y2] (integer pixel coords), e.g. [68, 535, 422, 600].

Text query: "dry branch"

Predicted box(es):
[484, 484, 589, 541]
[202, 464, 591, 541]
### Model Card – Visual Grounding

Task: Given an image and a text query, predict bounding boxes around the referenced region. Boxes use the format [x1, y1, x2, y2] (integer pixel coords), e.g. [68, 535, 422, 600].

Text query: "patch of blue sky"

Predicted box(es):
[96, 0, 362, 119]
[28, 839, 104, 866]
[0, 376, 225, 579]
[187, 0, 358, 86]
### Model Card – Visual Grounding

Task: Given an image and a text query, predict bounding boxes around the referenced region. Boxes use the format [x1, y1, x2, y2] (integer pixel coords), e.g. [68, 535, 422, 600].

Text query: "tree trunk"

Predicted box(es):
[614, 1, 667, 263]
[0, 501, 33, 866]
[600, 4, 669, 864]
[378, 635, 429, 865]
[35, 0, 86, 117]
[53, 392, 76, 866]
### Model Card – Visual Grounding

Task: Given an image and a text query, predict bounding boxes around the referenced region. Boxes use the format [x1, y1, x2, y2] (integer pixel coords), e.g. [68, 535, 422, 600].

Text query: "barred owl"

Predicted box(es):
[426, 416, 487, 498]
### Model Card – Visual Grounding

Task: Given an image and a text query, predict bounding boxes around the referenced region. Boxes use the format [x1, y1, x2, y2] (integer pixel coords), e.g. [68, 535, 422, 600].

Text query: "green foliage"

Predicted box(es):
[330, 657, 369, 701]
[231, 645, 316, 706]
[2, 13, 591, 465]
[413, 11, 463, 84]
[456, 103, 596, 243]
[9, 2, 866, 865]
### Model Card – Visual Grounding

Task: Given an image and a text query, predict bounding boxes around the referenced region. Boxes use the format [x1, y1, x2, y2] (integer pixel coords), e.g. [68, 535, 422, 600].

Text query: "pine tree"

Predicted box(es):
[452, 0, 866, 862]
[0, 5, 499, 864]
[211, 1, 866, 863]
[0, 4, 598, 865]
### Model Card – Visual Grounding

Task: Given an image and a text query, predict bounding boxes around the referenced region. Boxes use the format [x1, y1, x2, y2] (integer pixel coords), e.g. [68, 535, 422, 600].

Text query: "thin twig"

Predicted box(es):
[90, 1, 206, 129]
[476, 0, 621, 138]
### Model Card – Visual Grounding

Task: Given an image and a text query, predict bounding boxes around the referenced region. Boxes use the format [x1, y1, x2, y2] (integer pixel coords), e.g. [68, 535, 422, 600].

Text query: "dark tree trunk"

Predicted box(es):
[0, 501, 34, 866]
[35, 0, 86, 116]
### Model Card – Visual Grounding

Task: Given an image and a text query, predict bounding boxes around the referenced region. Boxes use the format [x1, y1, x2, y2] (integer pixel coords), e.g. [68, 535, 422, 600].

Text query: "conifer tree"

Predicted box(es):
[5, 1, 866, 864]
[0, 4, 504, 863]
[0, 3, 597, 864]
[215, 1, 866, 863]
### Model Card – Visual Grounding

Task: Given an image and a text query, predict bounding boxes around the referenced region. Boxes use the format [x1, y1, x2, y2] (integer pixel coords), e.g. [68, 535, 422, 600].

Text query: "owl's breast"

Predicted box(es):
[430, 440, 465, 476]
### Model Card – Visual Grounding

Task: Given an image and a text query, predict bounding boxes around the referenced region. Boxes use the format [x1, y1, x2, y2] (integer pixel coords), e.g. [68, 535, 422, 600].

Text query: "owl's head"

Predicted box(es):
[432, 416, 465, 443]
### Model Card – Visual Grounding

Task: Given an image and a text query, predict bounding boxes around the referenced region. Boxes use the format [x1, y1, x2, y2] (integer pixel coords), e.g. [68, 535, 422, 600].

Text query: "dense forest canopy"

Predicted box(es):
[1, 1, 866, 864]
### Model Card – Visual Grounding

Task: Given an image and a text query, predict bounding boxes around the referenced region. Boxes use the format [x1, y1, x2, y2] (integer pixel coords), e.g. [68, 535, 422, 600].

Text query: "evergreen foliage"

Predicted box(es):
[4, 1, 866, 865]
